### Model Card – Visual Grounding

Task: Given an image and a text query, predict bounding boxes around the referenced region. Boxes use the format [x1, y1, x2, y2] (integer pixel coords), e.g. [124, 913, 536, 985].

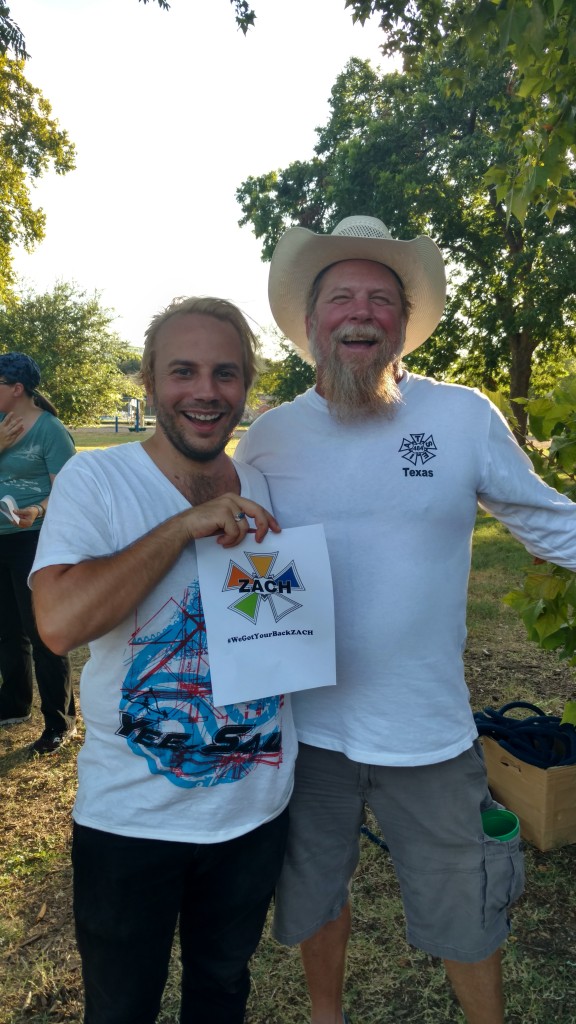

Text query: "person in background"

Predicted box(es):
[236, 215, 576, 1024]
[0, 352, 76, 754]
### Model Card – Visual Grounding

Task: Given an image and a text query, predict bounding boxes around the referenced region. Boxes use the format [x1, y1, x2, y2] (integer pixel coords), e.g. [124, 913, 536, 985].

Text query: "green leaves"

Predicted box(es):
[138, 1, 171, 11]
[340, 0, 576, 222]
[499, 372, 576, 663]
[0, 283, 139, 425]
[230, 0, 257, 33]
[252, 341, 316, 406]
[0, 4, 27, 60]
[505, 563, 576, 659]
[237, 46, 576, 441]
[237, 160, 329, 262]
[0, 54, 75, 301]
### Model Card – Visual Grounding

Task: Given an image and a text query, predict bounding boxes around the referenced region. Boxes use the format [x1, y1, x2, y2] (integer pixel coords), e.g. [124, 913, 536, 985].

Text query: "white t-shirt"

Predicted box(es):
[236, 373, 576, 767]
[32, 442, 297, 841]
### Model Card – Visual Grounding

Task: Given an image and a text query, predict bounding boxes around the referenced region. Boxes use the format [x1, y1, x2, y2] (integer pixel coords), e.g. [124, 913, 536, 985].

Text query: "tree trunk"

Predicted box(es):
[508, 330, 536, 444]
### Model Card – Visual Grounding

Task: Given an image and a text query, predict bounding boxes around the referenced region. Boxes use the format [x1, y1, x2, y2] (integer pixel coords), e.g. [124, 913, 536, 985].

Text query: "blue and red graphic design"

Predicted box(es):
[117, 581, 282, 787]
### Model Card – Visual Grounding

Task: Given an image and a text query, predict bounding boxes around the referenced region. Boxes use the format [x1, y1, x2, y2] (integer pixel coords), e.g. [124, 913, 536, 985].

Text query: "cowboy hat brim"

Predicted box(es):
[268, 225, 446, 360]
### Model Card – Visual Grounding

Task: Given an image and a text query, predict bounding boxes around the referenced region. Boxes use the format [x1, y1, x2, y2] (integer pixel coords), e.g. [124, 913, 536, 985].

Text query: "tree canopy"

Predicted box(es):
[253, 341, 316, 407]
[212, 0, 575, 221]
[345, 0, 576, 222]
[0, 0, 257, 302]
[6, 0, 567, 239]
[0, 2, 26, 58]
[0, 54, 75, 301]
[0, 283, 141, 425]
[0, 2, 75, 300]
[237, 51, 576, 436]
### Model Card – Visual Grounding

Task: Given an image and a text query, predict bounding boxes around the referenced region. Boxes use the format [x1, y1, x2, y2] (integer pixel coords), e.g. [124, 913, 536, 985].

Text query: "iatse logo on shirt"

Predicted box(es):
[399, 433, 437, 477]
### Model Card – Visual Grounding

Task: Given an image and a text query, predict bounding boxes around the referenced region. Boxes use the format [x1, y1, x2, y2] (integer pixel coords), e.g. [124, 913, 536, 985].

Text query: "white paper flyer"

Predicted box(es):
[196, 523, 336, 706]
[0, 494, 20, 524]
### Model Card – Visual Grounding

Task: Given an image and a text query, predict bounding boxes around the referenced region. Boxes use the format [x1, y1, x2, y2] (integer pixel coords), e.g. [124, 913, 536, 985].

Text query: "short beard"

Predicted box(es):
[154, 398, 242, 463]
[310, 323, 404, 423]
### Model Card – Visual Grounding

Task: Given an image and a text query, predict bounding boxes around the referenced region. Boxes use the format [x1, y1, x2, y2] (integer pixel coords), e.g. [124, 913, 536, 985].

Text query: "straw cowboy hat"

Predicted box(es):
[268, 215, 446, 360]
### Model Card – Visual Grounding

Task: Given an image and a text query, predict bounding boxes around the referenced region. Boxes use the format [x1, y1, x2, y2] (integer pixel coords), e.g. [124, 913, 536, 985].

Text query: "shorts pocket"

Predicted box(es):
[468, 737, 487, 771]
[482, 834, 525, 931]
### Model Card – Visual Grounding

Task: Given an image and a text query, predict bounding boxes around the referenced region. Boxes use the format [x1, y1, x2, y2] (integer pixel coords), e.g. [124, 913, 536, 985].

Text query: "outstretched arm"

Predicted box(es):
[32, 493, 279, 655]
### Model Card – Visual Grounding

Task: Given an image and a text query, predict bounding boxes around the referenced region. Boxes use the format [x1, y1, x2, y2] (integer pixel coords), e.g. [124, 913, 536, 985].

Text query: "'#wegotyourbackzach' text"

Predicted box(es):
[228, 629, 314, 643]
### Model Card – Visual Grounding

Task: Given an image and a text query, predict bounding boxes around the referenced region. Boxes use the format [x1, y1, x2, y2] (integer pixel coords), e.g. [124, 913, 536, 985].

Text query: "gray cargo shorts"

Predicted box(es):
[273, 741, 524, 962]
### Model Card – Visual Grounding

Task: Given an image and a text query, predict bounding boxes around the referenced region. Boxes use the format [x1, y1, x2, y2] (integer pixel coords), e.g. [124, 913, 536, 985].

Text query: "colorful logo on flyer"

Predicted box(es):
[223, 550, 305, 623]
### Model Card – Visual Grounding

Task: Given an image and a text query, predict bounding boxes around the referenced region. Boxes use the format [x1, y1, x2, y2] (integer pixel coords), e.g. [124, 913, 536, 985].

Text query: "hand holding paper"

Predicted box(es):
[196, 523, 336, 705]
[0, 494, 20, 524]
[182, 492, 280, 547]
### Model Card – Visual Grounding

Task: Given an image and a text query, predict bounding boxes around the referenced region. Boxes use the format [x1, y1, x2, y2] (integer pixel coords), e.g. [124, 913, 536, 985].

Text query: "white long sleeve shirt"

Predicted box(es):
[236, 373, 576, 766]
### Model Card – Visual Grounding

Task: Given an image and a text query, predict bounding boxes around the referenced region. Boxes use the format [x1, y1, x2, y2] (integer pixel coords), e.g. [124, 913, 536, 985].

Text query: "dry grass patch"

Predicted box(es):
[1, 523, 576, 1022]
[0, 649, 85, 1023]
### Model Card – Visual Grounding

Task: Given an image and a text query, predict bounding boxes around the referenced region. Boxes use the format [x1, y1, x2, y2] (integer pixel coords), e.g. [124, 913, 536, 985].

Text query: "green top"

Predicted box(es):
[0, 412, 76, 535]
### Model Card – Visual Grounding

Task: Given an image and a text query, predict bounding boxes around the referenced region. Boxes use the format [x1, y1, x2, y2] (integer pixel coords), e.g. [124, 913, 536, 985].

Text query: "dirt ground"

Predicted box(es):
[1, 618, 575, 1023]
[465, 618, 576, 712]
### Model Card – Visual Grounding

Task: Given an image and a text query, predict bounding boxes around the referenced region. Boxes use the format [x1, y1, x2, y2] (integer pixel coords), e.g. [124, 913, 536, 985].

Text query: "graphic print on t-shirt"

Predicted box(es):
[398, 433, 437, 465]
[116, 581, 282, 787]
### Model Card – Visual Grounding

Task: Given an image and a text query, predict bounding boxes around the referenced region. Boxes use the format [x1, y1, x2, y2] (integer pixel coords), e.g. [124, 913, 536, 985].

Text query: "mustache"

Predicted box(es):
[332, 324, 388, 344]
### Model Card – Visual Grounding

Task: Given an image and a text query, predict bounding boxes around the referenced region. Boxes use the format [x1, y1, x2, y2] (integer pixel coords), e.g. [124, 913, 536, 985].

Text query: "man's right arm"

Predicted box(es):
[33, 494, 280, 655]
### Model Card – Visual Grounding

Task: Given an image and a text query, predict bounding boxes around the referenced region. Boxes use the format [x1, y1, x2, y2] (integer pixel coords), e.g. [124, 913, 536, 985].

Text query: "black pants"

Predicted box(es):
[0, 530, 74, 732]
[72, 809, 289, 1024]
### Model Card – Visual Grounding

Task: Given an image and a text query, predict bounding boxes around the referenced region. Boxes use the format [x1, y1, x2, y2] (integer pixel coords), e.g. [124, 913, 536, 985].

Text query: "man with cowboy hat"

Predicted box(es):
[235, 215, 576, 1024]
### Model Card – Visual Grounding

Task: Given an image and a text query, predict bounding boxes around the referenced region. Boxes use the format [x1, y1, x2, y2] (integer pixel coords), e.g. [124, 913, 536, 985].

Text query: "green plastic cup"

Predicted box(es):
[481, 808, 520, 841]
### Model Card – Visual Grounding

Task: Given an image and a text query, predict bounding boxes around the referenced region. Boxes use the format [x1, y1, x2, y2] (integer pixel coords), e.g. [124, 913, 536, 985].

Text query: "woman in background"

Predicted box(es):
[0, 353, 76, 754]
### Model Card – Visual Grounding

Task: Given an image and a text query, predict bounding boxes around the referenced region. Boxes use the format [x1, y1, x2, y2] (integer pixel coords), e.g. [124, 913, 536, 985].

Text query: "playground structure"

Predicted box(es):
[102, 398, 153, 433]
[128, 398, 148, 433]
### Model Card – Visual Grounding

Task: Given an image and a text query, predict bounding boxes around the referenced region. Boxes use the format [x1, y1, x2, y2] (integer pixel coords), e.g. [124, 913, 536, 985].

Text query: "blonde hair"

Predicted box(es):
[141, 296, 262, 392]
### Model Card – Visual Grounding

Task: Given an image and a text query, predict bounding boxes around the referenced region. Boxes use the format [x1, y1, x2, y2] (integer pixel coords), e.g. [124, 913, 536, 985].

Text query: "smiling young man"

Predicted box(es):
[30, 296, 297, 1024]
[235, 216, 576, 1024]
[145, 309, 249, 473]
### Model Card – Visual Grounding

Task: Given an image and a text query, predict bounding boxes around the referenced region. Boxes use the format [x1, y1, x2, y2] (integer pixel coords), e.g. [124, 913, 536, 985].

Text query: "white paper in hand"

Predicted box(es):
[196, 523, 336, 706]
[0, 495, 20, 524]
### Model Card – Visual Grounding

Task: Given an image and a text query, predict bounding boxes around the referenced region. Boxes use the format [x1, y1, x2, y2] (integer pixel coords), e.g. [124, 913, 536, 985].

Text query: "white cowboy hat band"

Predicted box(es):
[268, 215, 446, 360]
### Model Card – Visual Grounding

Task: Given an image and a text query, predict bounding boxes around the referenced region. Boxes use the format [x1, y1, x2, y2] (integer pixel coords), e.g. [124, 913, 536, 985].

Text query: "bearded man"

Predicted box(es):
[235, 216, 576, 1024]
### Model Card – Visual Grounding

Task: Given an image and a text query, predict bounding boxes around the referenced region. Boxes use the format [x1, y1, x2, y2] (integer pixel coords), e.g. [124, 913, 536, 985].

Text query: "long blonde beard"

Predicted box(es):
[310, 323, 404, 423]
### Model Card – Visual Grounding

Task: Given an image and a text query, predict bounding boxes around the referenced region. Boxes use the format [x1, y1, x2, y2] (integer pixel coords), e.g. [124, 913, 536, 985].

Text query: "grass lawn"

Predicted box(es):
[1, 489, 575, 1020]
[71, 424, 148, 449]
[70, 424, 247, 455]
